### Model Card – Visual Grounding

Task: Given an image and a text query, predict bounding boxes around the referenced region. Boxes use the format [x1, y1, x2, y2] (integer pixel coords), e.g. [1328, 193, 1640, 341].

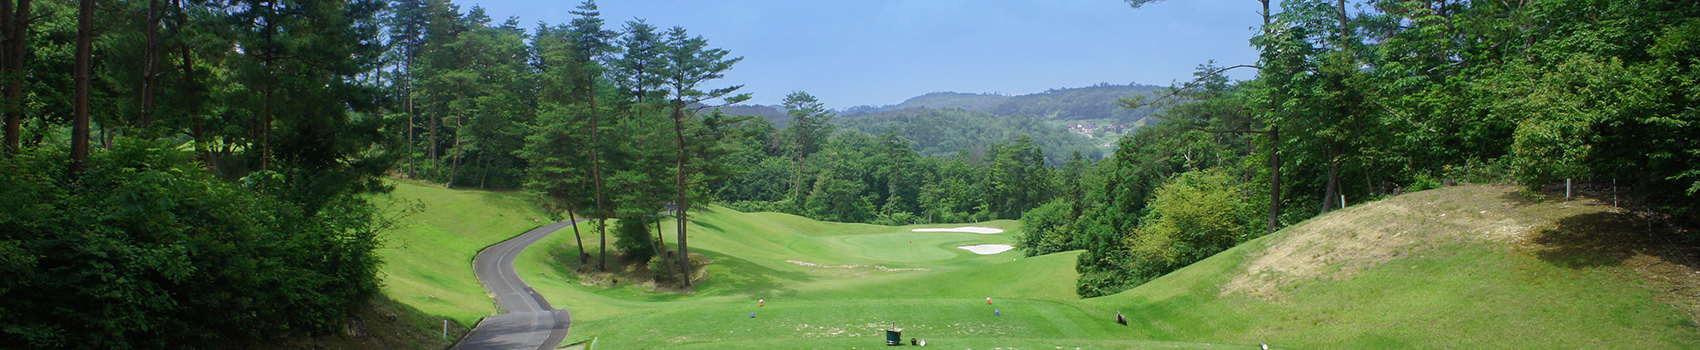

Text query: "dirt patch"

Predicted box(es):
[556, 249, 713, 294]
[1222, 185, 1537, 300]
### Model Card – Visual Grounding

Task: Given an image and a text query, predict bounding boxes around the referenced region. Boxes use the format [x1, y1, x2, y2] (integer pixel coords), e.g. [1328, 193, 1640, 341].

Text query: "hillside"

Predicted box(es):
[989, 83, 1164, 125]
[453, 183, 1698, 348]
[835, 107, 1106, 162]
[843, 92, 1011, 116]
[1084, 185, 1699, 348]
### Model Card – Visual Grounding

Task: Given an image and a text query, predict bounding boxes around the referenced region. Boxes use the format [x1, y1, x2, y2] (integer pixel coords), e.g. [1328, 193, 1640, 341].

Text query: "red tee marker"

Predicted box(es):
[986, 297, 992, 305]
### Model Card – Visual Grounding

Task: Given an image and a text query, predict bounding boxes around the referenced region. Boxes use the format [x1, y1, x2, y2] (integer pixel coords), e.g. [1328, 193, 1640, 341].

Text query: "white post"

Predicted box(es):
[443, 319, 447, 339]
[1566, 178, 1572, 200]
[1340, 194, 1346, 208]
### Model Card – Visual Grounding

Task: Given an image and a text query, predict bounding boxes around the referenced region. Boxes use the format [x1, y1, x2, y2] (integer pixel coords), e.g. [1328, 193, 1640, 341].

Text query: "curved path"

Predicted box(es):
[452, 220, 580, 350]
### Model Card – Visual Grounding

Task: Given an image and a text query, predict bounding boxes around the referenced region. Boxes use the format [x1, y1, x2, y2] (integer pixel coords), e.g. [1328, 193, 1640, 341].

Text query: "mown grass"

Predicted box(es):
[382, 182, 1697, 348]
[371, 180, 550, 327]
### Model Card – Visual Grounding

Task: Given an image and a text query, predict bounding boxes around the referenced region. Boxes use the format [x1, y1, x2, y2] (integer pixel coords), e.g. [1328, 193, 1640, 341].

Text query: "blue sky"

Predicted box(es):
[456, 0, 1265, 108]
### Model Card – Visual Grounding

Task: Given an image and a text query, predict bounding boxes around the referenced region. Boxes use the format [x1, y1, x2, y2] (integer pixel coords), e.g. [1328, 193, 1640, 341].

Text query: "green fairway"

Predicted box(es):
[378, 183, 1698, 348]
[372, 180, 550, 326]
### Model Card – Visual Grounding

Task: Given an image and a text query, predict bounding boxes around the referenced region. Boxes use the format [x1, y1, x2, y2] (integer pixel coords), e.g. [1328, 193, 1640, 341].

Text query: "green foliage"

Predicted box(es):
[836, 107, 1100, 164]
[988, 83, 1163, 124]
[1121, 170, 1255, 287]
[0, 140, 383, 348]
[612, 218, 655, 263]
[1017, 198, 1077, 256]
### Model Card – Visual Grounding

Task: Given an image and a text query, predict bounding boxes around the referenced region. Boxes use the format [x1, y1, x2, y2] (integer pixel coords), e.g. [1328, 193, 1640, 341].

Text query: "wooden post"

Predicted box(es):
[1566, 178, 1572, 200]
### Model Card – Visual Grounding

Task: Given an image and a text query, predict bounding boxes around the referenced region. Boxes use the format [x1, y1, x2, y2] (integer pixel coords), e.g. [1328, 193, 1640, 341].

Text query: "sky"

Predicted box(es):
[454, 0, 1266, 109]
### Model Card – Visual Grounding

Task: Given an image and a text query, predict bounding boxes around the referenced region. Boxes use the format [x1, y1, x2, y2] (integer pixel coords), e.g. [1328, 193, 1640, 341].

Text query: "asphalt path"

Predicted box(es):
[452, 220, 580, 350]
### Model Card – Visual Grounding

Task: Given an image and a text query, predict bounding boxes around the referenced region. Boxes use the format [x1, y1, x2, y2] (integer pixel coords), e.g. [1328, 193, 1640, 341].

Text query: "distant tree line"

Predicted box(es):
[1032, 0, 1700, 298]
[710, 91, 1069, 226]
[836, 107, 1104, 164]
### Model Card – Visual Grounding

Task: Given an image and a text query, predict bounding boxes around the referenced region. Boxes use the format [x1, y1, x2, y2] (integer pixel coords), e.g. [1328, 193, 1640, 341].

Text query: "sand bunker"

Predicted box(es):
[957, 244, 1013, 255]
[912, 226, 1004, 234]
[787, 260, 929, 272]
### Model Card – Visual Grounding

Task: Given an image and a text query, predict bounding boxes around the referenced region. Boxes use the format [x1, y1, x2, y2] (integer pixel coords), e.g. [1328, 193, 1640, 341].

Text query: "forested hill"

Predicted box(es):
[835, 108, 1104, 163]
[716, 83, 1165, 163]
[716, 104, 790, 126]
[837, 83, 1165, 123]
[843, 92, 1010, 115]
[990, 83, 1164, 124]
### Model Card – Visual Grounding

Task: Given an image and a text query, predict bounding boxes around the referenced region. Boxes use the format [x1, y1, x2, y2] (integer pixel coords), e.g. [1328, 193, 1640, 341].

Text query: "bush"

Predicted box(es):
[612, 217, 656, 263]
[1118, 170, 1255, 288]
[0, 140, 383, 349]
[1017, 198, 1078, 256]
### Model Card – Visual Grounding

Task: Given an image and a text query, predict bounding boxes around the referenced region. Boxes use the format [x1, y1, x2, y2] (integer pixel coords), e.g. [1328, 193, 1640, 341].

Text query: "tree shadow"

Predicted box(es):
[695, 250, 811, 299]
[1532, 211, 1643, 268]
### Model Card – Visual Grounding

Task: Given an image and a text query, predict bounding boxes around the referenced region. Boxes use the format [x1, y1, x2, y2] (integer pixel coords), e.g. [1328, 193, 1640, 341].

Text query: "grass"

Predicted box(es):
[377, 182, 1698, 348]
[371, 180, 551, 327]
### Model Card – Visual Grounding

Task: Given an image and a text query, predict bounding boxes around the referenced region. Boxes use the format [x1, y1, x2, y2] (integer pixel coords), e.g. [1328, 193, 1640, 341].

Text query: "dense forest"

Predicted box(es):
[835, 107, 1105, 162]
[842, 91, 1009, 115]
[988, 83, 1164, 124]
[1025, 0, 1700, 297]
[1, 0, 397, 346]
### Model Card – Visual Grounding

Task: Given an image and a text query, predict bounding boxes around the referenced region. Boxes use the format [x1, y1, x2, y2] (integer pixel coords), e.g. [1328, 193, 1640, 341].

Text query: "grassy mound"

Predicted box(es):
[1083, 185, 1699, 348]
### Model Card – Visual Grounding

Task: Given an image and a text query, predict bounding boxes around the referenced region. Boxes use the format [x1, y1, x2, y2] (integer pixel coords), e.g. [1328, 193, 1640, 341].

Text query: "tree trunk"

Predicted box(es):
[69, 0, 92, 175]
[0, 0, 18, 154]
[1267, 127, 1281, 235]
[445, 114, 462, 189]
[261, 87, 273, 171]
[429, 105, 438, 178]
[671, 103, 691, 286]
[405, 67, 415, 178]
[568, 207, 586, 264]
[588, 82, 608, 272]
[652, 216, 666, 268]
[1320, 143, 1341, 214]
[139, 0, 159, 129]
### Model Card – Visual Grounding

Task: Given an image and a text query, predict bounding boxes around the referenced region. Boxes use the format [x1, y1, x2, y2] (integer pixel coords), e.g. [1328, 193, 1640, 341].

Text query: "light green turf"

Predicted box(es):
[512, 206, 1245, 349]
[372, 181, 550, 327]
[381, 183, 1696, 349]
[1080, 235, 1699, 349]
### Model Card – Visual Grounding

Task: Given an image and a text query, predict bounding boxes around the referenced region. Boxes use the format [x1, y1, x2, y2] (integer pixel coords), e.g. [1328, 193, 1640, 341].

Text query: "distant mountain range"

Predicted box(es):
[717, 82, 1167, 128]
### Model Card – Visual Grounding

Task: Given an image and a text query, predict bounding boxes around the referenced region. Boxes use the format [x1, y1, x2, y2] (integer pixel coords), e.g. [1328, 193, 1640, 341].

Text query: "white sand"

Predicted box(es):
[957, 244, 1014, 255]
[911, 226, 1004, 234]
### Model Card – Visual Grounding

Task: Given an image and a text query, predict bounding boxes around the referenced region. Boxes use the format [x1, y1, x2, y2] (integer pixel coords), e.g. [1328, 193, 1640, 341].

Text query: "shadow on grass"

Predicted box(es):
[695, 250, 810, 299]
[1533, 210, 1700, 272]
[1533, 212, 1642, 268]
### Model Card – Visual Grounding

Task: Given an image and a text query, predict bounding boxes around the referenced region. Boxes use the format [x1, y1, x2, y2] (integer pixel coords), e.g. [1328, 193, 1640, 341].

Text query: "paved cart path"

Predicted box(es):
[452, 220, 580, 350]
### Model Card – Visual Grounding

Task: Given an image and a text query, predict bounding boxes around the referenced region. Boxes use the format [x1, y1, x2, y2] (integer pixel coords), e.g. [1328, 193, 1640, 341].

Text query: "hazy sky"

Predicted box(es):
[455, 0, 1265, 108]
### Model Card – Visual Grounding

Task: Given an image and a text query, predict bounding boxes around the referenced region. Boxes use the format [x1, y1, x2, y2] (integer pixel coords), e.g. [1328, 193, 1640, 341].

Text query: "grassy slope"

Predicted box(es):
[373, 180, 549, 327]
[515, 207, 1240, 348]
[1082, 185, 1699, 349]
[382, 182, 1696, 349]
